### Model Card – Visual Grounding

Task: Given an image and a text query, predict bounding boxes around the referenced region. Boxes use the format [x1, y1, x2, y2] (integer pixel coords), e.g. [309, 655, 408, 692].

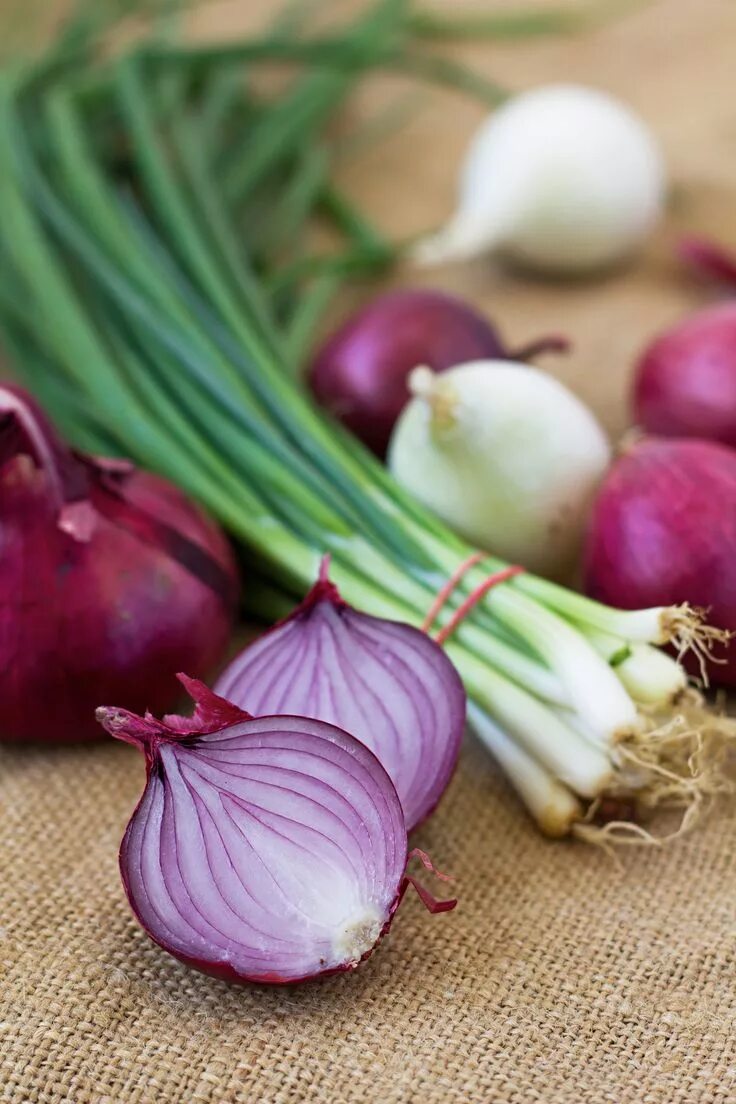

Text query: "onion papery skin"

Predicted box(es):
[0, 384, 238, 744]
[308, 289, 567, 457]
[583, 437, 736, 683]
[214, 570, 466, 831]
[98, 679, 408, 985]
[633, 303, 736, 448]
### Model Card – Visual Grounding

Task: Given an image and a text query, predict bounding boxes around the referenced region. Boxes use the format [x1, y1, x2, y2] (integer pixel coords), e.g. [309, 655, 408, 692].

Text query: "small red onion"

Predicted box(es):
[0, 384, 238, 743]
[309, 288, 569, 456]
[98, 677, 454, 985]
[215, 561, 466, 830]
[679, 236, 736, 290]
[583, 436, 735, 683]
[632, 303, 736, 448]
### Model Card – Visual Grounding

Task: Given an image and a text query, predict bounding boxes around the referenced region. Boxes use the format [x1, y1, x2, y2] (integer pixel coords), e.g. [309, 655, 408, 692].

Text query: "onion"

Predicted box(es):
[0, 384, 238, 744]
[414, 84, 665, 275]
[97, 676, 455, 984]
[583, 436, 735, 684]
[632, 303, 736, 448]
[679, 236, 736, 290]
[388, 361, 611, 578]
[308, 288, 568, 456]
[215, 560, 466, 830]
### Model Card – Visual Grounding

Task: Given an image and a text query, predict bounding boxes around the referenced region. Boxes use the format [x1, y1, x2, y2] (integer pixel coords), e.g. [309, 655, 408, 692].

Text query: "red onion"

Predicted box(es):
[309, 289, 569, 456]
[632, 303, 736, 448]
[215, 561, 466, 831]
[0, 384, 238, 744]
[679, 236, 736, 290]
[583, 436, 735, 683]
[98, 676, 455, 985]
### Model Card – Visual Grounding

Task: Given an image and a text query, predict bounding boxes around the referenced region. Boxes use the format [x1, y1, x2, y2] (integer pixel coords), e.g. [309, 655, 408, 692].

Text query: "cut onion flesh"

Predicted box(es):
[215, 565, 466, 831]
[98, 678, 454, 985]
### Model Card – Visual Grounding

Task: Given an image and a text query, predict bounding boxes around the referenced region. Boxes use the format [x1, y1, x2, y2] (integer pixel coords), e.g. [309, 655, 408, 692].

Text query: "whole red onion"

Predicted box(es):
[583, 436, 735, 684]
[0, 384, 238, 743]
[309, 288, 569, 456]
[633, 303, 736, 447]
[679, 236, 736, 291]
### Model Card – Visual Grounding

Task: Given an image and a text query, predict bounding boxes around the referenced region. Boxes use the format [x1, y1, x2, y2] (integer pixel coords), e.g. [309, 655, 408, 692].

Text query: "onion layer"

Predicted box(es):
[98, 677, 454, 985]
[0, 384, 238, 743]
[215, 562, 466, 830]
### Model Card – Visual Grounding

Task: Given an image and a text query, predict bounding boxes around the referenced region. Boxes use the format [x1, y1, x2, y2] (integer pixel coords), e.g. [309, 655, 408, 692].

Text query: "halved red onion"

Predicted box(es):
[214, 562, 466, 830]
[98, 677, 425, 984]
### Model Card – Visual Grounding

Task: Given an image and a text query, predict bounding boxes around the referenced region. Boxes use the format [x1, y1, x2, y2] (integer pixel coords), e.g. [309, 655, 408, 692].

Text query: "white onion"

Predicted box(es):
[387, 361, 611, 578]
[414, 84, 665, 275]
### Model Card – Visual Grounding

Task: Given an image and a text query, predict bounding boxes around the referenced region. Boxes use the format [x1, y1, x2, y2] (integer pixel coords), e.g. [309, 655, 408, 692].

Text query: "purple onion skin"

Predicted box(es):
[99, 677, 409, 986]
[0, 385, 238, 744]
[633, 303, 736, 448]
[214, 567, 466, 831]
[583, 437, 735, 684]
[309, 288, 569, 457]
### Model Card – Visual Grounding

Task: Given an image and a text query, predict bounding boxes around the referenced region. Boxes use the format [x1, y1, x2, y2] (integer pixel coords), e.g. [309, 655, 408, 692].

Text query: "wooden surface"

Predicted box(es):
[187, 0, 736, 441]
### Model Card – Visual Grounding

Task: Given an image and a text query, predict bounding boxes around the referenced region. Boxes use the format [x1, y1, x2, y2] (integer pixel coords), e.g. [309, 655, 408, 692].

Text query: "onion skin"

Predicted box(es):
[308, 288, 568, 457]
[0, 385, 238, 744]
[583, 437, 735, 683]
[99, 677, 411, 985]
[633, 304, 736, 448]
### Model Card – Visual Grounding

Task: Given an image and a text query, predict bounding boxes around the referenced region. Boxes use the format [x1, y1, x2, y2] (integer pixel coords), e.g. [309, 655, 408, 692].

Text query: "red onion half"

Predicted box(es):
[0, 384, 238, 743]
[215, 561, 466, 830]
[632, 303, 736, 448]
[309, 288, 569, 456]
[98, 677, 454, 985]
[583, 436, 736, 683]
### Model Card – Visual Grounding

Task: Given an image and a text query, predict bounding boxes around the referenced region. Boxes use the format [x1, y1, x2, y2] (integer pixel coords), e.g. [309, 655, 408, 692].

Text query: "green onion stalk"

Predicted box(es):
[0, 0, 731, 841]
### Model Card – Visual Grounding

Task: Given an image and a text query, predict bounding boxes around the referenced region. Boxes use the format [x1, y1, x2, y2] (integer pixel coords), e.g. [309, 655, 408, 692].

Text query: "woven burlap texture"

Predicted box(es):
[1, 734, 735, 1104]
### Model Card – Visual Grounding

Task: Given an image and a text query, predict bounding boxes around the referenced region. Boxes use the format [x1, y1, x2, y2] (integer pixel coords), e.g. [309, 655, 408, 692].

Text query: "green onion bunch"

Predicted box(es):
[0, 0, 730, 839]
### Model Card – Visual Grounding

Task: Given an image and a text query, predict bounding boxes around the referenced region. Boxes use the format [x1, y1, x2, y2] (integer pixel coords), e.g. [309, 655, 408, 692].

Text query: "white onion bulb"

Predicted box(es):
[388, 361, 611, 578]
[414, 84, 665, 275]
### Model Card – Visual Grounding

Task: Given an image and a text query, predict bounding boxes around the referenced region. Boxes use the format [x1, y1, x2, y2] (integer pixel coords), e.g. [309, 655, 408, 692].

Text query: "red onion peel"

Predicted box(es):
[98, 677, 456, 985]
[0, 384, 238, 743]
[215, 558, 466, 831]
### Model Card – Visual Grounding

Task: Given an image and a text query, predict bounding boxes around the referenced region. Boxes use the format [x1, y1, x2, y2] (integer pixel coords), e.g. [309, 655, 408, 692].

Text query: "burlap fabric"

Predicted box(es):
[2, 733, 735, 1104]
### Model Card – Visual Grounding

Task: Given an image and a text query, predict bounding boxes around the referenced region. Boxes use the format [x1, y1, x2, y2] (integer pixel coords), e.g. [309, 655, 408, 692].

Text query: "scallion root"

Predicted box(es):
[575, 690, 735, 845]
[661, 604, 732, 681]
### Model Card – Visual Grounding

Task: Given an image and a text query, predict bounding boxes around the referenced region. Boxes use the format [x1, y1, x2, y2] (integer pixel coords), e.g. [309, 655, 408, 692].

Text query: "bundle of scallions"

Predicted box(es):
[0, 0, 731, 839]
